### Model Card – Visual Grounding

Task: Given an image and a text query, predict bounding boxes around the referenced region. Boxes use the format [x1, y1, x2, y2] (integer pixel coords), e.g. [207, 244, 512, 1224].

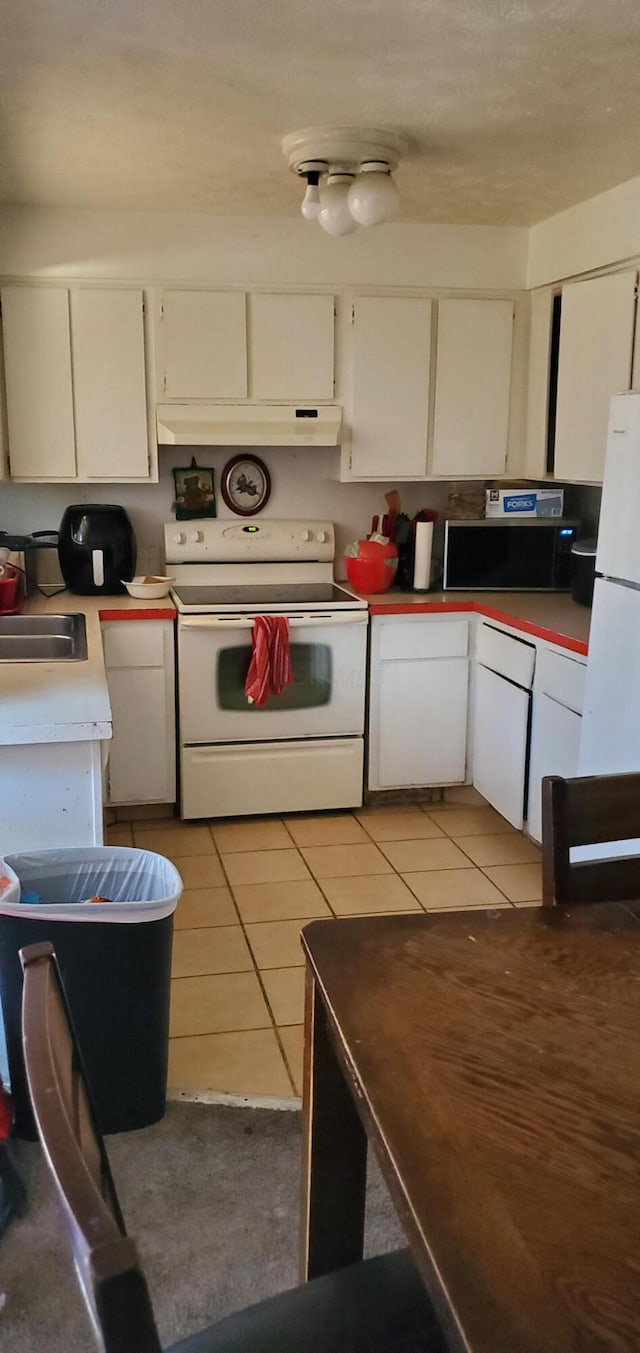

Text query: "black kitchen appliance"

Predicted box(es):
[0, 531, 61, 596]
[443, 519, 579, 591]
[570, 538, 597, 607]
[58, 505, 136, 595]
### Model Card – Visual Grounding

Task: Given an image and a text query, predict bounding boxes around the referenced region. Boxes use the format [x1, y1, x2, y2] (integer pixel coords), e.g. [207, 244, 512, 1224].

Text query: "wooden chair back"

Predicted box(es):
[20, 941, 162, 1353]
[541, 772, 640, 906]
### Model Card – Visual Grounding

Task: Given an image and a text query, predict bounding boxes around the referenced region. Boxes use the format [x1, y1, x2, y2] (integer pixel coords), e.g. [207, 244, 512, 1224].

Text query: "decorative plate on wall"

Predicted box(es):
[220, 455, 271, 516]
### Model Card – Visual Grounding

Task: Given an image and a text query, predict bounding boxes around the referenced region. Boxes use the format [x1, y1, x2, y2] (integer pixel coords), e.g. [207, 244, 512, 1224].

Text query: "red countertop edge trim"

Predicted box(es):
[96, 600, 588, 656]
[98, 607, 176, 621]
[367, 599, 589, 656]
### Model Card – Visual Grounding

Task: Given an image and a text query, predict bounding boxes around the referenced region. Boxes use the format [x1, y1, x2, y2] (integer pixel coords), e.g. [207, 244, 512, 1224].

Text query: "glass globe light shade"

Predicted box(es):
[318, 174, 357, 236]
[301, 180, 321, 220]
[348, 164, 398, 227]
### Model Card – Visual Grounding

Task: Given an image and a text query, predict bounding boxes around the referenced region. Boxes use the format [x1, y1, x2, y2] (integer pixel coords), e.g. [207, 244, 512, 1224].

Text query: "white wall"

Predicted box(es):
[0, 206, 528, 291]
[528, 172, 640, 289]
[0, 447, 454, 579]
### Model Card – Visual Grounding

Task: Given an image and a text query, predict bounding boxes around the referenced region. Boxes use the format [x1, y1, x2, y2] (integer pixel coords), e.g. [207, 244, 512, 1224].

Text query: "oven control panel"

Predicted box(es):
[164, 519, 335, 564]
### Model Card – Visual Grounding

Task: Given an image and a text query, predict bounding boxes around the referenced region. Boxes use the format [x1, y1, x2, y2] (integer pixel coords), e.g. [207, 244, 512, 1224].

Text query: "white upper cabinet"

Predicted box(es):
[157, 290, 333, 402]
[0, 328, 7, 480]
[249, 293, 335, 400]
[348, 296, 432, 478]
[160, 290, 247, 399]
[524, 288, 554, 478]
[2, 286, 76, 478]
[72, 289, 149, 480]
[431, 298, 514, 477]
[1, 284, 154, 482]
[553, 271, 637, 483]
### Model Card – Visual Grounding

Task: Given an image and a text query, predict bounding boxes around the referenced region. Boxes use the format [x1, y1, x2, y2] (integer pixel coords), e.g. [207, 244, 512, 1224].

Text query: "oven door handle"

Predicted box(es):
[179, 612, 368, 629]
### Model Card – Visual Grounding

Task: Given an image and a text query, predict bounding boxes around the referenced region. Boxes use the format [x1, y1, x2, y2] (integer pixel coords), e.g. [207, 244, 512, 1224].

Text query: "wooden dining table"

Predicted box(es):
[300, 903, 640, 1352]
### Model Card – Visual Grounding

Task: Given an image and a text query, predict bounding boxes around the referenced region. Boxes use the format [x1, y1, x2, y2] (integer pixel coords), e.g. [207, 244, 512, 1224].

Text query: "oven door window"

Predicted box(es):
[218, 642, 332, 711]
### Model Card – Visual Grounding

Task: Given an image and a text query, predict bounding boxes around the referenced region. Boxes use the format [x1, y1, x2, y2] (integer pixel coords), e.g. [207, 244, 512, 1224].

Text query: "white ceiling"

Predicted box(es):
[2, 0, 640, 226]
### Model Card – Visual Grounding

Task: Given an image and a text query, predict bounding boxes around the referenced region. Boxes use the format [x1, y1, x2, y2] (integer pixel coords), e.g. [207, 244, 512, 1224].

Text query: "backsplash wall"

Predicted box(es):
[0, 448, 454, 579]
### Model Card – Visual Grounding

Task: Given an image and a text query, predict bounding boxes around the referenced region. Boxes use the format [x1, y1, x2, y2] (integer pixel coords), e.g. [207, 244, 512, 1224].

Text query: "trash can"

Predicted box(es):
[0, 847, 182, 1139]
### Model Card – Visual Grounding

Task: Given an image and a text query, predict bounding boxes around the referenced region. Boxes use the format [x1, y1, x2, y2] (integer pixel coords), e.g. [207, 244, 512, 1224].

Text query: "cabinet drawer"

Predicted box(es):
[378, 618, 468, 661]
[536, 647, 586, 713]
[102, 620, 167, 668]
[476, 623, 535, 689]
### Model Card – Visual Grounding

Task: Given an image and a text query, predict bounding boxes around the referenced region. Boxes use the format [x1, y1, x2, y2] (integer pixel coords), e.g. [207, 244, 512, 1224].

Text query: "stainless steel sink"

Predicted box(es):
[0, 613, 88, 662]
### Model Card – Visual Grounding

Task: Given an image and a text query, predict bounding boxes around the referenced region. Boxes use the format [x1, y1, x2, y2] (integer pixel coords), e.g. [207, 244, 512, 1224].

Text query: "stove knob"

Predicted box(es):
[173, 531, 186, 545]
[189, 529, 204, 543]
[317, 530, 328, 543]
[299, 529, 312, 542]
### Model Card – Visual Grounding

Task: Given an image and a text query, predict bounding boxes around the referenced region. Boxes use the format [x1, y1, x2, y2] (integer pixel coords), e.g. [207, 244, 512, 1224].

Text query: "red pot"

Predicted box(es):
[345, 539, 398, 594]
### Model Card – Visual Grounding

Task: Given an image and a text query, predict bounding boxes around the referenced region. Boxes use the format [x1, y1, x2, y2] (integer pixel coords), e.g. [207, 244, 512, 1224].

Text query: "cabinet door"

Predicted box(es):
[554, 271, 636, 482]
[431, 299, 513, 476]
[71, 289, 150, 480]
[106, 666, 174, 804]
[0, 323, 9, 479]
[1, 286, 76, 477]
[350, 296, 432, 478]
[524, 288, 554, 478]
[103, 621, 176, 805]
[161, 290, 247, 398]
[472, 664, 530, 828]
[249, 293, 334, 400]
[371, 656, 468, 789]
[527, 693, 581, 843]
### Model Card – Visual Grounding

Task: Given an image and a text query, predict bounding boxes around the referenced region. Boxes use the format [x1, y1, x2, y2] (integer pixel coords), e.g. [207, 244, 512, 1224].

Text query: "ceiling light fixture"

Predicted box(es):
[281, 127, 407, 236]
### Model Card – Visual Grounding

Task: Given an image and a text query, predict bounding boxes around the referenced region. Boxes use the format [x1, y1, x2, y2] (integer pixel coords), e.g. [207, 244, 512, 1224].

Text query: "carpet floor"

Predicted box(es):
[0, 1101, 404, 1351]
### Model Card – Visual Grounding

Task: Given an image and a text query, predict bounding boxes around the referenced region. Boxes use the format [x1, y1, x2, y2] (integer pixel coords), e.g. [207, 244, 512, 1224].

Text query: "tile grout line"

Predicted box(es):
[210, 827, 299, 1098]
[169, 1022, 301, 1041]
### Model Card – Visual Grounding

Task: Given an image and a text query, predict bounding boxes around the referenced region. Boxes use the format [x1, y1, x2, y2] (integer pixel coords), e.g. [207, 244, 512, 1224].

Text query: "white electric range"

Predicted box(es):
[164, 519, 368, 818]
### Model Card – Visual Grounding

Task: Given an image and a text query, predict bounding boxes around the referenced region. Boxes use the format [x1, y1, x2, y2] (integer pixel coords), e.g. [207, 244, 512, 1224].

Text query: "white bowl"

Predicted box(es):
[122, 576, 174, 599]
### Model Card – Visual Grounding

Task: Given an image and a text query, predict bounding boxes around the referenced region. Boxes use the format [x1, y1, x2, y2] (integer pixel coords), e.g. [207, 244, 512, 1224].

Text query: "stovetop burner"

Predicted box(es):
[172, 582, 365, 612]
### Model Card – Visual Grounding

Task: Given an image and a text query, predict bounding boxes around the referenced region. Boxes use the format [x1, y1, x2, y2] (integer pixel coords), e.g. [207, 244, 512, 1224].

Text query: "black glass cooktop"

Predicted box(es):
[173, 583, 363, 608]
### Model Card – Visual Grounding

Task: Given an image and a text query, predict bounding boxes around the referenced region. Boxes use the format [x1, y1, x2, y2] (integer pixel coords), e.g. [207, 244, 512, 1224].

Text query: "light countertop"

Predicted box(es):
[24, 592, 176, 621]
[359, 590, 591, 655]
[0, 591, 175, 748]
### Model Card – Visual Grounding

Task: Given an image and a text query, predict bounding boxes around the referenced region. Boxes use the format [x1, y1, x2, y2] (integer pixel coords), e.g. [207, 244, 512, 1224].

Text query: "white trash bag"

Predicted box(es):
[0, 848, 182, 924]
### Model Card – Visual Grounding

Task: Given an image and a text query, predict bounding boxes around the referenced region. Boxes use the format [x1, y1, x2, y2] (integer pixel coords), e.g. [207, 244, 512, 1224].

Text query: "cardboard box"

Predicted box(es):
[485, 488, 565, 518]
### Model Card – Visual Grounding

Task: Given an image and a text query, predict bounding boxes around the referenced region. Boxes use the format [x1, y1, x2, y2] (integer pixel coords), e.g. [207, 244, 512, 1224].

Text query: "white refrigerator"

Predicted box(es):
[579, 392, 640, 842]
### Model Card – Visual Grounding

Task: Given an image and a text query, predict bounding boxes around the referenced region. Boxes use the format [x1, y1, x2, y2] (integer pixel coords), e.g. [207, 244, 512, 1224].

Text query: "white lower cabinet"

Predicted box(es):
[368, 615, 469, 790]
[472, 664, 531, 829]
[0, 739, 103, 852]
[527, 694, 581, 844]
[102, 620, 176, 806]
[471, 624, 536, 829]
[526, 647, 585, 842]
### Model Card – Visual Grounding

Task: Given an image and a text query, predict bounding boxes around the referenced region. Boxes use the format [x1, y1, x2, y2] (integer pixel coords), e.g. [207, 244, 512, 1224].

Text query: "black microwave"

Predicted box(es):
[443, 519, 579, 591]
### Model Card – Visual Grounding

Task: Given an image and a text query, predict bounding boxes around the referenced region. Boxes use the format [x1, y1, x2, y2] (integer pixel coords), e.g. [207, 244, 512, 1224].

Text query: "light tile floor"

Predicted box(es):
[106, 787, 542, 1103]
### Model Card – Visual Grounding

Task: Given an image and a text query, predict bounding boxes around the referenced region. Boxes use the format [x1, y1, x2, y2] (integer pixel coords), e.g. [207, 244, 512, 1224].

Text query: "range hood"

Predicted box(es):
[156, 403, 342, 447]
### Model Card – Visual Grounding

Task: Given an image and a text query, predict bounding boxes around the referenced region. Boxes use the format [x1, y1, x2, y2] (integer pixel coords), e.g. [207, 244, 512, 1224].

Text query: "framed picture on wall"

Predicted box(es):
[173, 458, 216, 520]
